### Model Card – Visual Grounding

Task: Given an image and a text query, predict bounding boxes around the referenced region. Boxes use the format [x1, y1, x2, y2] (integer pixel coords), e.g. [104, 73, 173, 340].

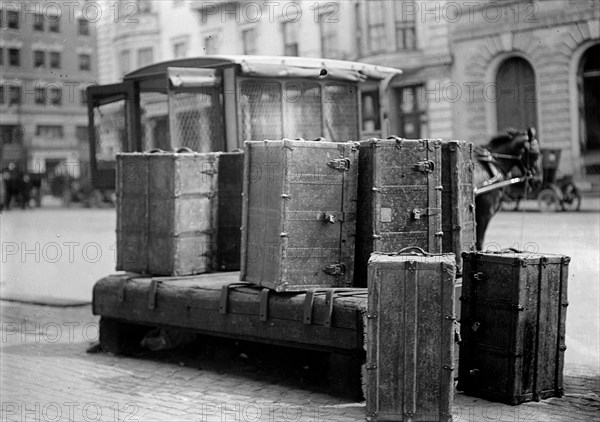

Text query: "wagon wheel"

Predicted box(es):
[537, 188, 560, 212]
[560, 183, 582, 211]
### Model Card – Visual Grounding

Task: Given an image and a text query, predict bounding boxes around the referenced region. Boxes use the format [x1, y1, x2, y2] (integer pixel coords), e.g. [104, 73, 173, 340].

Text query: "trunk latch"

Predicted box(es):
[413, 160, 435, 173]
[327, 158, 350, 171]
[411, 208, 440, 220]
[323, 264, 345, 276]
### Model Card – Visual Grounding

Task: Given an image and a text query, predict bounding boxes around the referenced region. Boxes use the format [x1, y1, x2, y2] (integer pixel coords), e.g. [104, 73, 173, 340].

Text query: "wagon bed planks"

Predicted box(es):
[93, 272, 368, 353]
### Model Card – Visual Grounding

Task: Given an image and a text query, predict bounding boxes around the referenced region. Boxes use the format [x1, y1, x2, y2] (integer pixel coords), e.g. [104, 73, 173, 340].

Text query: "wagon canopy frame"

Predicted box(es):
[86, 55, 402, 188]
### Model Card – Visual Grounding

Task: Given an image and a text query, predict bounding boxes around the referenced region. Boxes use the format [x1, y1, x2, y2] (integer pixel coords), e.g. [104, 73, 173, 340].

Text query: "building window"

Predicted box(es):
[319, 9, 339, 58]
[367, 1, 386, 54]
[8, 85, 21, 104]
[0, 85, 4, 103]
[33, 13, 44, 31]
[35, 87, 46, 105]
[361, 91, 380, 132]
[396, 84, 427, 138]
[49, 87, 62, 105]
[7, 10, 19, 29]
[79, 54, 91, 71]
[119, 50, 131, 75]
[137, 48, 153, 67]
[76, 126, 88, 143]
[394, 1, 416, 50]
[0, 47, 3, 66]
[8, 48, 20, 66]
[36, 125, 64, 140]
[80, 89, 87, 105]
[282, 22, 299, 56]
[78, 18, 89, 36]
[0, 125, 24, 145]
[242, 28, 257, 55]
[50, 52, 61, 69]
[48, 16, 60, 32]
[204, 35, 218, 54]
[34, 50, 45, 68]
[173, 41, 187, 59]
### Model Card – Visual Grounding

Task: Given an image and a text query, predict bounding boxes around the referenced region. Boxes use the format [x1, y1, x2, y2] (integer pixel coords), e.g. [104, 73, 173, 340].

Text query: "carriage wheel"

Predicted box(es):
[537, 188, 560, 212]
[560, 183, 582, 212]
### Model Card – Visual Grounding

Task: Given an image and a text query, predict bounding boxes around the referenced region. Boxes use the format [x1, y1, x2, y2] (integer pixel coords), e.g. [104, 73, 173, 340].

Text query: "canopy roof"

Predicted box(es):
[124, 55, 402, 83]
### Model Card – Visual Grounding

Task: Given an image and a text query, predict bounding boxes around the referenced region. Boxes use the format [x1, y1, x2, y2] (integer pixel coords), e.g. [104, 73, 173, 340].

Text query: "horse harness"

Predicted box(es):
[474, 146, 531, 196]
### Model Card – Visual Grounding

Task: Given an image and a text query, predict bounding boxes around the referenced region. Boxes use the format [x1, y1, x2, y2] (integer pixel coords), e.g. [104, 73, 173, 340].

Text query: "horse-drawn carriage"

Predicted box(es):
[500, 148, 582, 212]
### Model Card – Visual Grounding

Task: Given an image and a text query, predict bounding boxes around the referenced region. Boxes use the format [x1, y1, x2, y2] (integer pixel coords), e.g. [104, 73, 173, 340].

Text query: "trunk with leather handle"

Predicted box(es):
[458, 251, 570, 404]
[366, 249, 456, 421]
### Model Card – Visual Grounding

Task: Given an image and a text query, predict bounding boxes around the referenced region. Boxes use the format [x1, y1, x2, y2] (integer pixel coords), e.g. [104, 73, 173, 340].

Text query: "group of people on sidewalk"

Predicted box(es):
[1, 162, 41, 211]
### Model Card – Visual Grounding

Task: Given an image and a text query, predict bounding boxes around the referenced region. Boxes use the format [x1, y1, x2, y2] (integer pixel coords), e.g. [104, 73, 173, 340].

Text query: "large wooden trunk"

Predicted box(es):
[458, 251, 570, 404]
[116, 151, 243, 275]
[441, 141, 476, 269]
[240, 139, 358, 291]
[355, 138, 442, 287]
[366, 249, 456, 422]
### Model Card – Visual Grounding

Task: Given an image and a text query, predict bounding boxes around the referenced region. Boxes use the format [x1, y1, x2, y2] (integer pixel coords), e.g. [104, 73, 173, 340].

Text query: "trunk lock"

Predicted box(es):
[413, 160, 435, 173]
[323, 264, 345, 276]
[327, 158, 350, 171]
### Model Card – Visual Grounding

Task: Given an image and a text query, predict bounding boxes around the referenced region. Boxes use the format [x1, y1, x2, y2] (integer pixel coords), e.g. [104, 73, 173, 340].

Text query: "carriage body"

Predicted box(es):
[86, 55, 402, 192]
[501, 148, 581, 211]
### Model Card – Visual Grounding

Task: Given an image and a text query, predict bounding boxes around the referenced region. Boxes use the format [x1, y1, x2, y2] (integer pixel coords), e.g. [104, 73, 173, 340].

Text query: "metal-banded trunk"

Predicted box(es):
[441, 141, 476, 269]
[366, 251, 456, 421]
[116, 151, 243, 275]
[458, 251, 570, 405]
[355, 138, 443, 287]
[240, 139, 358, 291]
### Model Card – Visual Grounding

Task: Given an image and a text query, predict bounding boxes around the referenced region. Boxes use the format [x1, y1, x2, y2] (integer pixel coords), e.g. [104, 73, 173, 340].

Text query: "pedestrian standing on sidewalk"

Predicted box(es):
[2, 162, 21, 210]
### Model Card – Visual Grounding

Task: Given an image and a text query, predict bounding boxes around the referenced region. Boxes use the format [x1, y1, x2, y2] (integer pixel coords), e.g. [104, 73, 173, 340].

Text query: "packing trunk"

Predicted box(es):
[366, 249, 456, 421]
[355, 137, 443, 287]
[458, 251, 570, 404]
[441, 141, 476, 269]
[116, 151, 243, 275]
[240, 139, 358, 291]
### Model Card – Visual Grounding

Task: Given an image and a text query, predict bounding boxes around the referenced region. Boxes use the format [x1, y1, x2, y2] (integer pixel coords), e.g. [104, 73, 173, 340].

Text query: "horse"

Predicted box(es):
[473, 128, 542, 250]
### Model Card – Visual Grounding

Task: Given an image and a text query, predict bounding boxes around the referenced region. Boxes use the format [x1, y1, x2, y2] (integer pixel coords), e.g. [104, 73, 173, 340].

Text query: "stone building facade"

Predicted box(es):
[0, 1, 98, 174]
[451, 0, 599, 176]
[95, 0, 599, 177]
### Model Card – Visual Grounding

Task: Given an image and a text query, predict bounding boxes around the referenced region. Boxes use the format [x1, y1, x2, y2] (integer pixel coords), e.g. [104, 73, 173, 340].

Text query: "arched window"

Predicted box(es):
[495, 57, 538, 132]
[579, 44, 600, 153]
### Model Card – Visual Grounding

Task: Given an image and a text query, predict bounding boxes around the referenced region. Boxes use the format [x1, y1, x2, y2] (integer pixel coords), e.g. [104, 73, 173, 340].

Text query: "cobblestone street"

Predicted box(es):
[1, 301, 599, 422]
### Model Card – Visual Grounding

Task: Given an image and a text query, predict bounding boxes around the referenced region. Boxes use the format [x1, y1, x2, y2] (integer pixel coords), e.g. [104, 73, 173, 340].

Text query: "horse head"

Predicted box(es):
[487, 127, 542, 180]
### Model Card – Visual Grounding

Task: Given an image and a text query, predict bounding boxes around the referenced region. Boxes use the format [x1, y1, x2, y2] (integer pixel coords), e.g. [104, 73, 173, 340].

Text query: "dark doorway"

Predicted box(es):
[496, 57, 538, 132]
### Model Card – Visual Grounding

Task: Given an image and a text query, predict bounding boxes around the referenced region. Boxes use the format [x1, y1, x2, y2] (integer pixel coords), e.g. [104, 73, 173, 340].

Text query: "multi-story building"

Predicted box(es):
[450, 0, 600, 176]
[96, 0, 599, 178]
[0, 1, 98, 175]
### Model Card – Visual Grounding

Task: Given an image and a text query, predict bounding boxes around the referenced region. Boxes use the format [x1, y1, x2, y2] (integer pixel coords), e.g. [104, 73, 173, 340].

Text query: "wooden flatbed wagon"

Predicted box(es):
[88, 56, 404, 399]
[93, 272, 368, 398]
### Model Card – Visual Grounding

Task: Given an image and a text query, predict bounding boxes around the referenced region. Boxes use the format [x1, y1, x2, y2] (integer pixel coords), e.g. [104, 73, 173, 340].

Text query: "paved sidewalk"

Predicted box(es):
[1, 301, 598, 422]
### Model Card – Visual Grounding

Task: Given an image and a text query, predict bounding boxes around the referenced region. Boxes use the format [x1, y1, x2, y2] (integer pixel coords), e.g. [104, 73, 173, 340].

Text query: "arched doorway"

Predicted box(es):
[495, 57, 538, 132]
[579, 43, 600, 173]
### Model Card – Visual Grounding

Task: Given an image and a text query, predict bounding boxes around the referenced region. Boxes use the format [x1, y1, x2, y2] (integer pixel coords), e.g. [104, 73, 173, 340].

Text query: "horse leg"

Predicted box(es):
[475, 191, 502, 250]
